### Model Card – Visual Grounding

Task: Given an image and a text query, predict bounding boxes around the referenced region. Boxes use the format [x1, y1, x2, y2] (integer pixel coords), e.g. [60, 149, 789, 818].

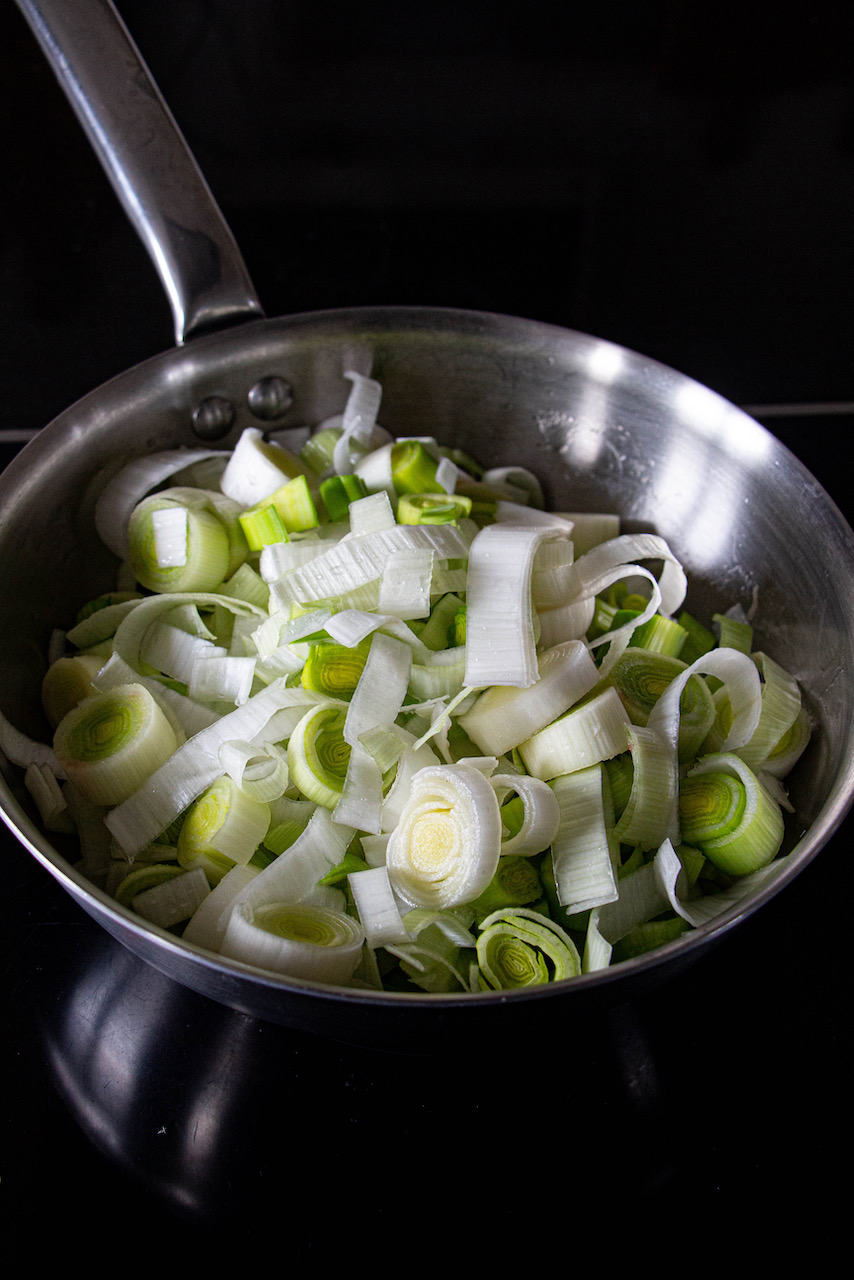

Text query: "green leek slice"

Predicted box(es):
[177, 774, 271, 884]
[287, 703, 351, 808]
[41, 654, 105, 729]
[53, 683, 180, 807]
[475, 907, 581, 990]
[397, 493, 473, 525]
[679, 752, 784, 875]
[128, 494, 232, 594]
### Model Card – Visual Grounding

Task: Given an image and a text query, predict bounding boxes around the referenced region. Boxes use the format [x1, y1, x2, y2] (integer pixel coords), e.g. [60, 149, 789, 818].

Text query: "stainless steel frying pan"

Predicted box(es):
[2, 0, 853, 1050]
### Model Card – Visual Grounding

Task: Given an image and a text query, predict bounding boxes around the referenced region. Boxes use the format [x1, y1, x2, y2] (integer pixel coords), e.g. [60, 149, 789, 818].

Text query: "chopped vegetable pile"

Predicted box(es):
[5, 370, 812, 993]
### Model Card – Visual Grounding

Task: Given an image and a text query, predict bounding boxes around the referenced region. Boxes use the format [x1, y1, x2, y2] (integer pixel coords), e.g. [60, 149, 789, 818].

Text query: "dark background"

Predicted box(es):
[1, 0, 851, 1252]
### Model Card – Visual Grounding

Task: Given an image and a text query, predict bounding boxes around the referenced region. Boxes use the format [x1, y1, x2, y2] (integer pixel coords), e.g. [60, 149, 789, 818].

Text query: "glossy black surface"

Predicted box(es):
[1, 1, 851, 1247]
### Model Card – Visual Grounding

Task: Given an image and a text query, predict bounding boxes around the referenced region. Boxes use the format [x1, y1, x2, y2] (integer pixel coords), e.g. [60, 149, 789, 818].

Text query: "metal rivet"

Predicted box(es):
[191, 395, 235, 441]
[248, 376, 293, 421]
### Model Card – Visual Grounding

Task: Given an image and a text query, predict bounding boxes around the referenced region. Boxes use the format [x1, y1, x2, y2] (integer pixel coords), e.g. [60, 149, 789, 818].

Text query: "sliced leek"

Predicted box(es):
[53, 683, 180, 807]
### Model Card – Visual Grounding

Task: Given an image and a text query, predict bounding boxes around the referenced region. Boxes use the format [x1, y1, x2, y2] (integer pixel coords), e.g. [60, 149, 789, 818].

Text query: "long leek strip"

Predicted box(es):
[463, 524, 551, 689]
[105, 682, 332, 856]
[735, 652, 802, 774]
[536, 596, 597, 649]
[252, 607, 334, 658]
[287, 703, 351, 808]
[322, 607, 432, 664]
[378, 548, 434, 620]
[385, 762, 502, 909]
[490, 773, 560, 856]
[679, 752, 784, 875]
[218, 739, 289, 803]
[565, 533, 688, 619]
[612, 724, 678, 851]
[93, 447, 225, 560]
[182, 864, 259, 951]
[582, 908, 613, 974]
[459, 639, 600, 757]
[269, 523, 468, 610]
[139, 621, 227, 685]
[476, 907, 581, 990]
[177, 775, 271, 883]
[54, 683, 180, 807]
[595, 848, 677, 944]
[132, 866, 211, 929]
[667, 851, 793, 928]
[92, 652, 219, 738]
[332, 371, 387, 475]
[517, 687, 631, 781]
[334, 633, 413, 832]
[348, 866, 411, 947]
[102, 591, 266, 678]
[221, 900, 365, 983]
[530, 537, 576, 610]
[220, 427, 313, 507]
[189, 655, 257, 707]
[380, 733, 443, 832]
[763, 705, 811, 779]
[41, 654, 105, 729]
[494, 502, 574, 532]
[550, 766, 619, 913]
[226, 804, 356, 917]
[128, 495, 232, 594]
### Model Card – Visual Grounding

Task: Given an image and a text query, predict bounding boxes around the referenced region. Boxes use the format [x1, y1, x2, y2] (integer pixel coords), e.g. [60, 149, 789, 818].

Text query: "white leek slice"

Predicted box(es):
[531, 537, 576, 609]
[220, 900, 365, 984]
[535, 597, 597, 649]
[550, 765, 619, 914]
[385, 762, 502, 909]
[24, 762, 73, 832]
[332, 371, 388, 475]
[491, 772, 560, 857]
[378, 548, 434, 620]
[334, 633, 413, 832]
[463, 524, 550, 689]
[93, 447, 225, 560]
[220, 427, 313, 507]
[92, 651, 218, 738]
[582, 908, 613, 973]
[485, 466, 545, 508]
[41, 653, 105, 729]
[458, 639, 600, 757]
[348, 865, 411, 947]
[517, 686, 631, 781]
[380, 733, 443, 832]
[269, 523, 468, 611]
[182, 863, 260, 951]
[140, 622, 227, 685]
[189, 655, 257, 707]
[218, 739, 290, 802]
[226, 804, 355, 914]
[132, 866, 210, 928]
[54, 683, 180, 807]
[347, 489, 396, 535]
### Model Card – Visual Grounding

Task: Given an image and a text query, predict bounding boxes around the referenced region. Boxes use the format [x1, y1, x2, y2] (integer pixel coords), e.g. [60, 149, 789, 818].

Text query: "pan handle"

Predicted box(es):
[15, 0, 265, 345]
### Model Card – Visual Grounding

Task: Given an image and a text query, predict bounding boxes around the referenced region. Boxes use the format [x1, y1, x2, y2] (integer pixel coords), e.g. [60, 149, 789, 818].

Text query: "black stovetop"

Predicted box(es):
[1, 1, 852, 1248]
